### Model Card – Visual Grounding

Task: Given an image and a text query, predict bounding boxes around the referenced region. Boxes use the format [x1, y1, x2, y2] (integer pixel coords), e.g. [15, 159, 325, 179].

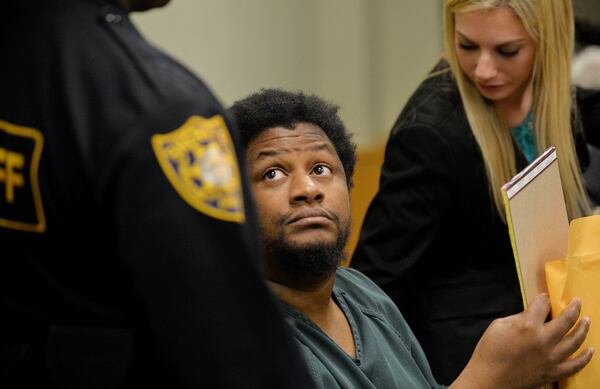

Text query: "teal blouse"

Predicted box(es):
[510, 111, 537, 163]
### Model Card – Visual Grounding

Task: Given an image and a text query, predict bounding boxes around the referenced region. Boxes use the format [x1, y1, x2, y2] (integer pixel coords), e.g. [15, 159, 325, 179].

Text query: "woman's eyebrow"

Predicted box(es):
[455, 31, 527, 46]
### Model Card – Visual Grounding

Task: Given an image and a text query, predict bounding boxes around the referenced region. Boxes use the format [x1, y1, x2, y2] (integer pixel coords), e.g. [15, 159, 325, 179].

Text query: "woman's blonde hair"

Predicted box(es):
[443, 0, 591, 221]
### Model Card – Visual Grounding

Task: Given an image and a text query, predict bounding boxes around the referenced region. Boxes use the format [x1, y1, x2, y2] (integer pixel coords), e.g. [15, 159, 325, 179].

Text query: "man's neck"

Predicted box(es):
[268, 274, 336, 321]
[269, 270, 357, 358]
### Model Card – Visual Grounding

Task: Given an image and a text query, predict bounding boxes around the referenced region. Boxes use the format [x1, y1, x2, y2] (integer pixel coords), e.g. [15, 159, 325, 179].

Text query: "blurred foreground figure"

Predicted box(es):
[0, 1, 314, 388]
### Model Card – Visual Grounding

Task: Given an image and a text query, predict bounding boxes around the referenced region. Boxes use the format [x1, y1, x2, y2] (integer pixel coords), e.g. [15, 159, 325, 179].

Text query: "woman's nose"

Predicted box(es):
[474, 52, 498, 81]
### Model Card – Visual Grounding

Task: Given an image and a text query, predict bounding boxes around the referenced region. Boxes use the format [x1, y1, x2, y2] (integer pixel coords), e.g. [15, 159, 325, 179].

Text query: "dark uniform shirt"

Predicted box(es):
[0, 1, 313, 388]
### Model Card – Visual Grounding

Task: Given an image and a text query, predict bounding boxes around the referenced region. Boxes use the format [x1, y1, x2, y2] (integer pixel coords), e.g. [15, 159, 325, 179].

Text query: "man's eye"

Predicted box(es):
[264, 169, 285, 180]
[313, 165, 332, 176]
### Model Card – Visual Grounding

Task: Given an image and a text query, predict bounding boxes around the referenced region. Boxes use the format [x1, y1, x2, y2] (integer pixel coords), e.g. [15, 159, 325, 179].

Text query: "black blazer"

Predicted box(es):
[351, 62, 600, 384]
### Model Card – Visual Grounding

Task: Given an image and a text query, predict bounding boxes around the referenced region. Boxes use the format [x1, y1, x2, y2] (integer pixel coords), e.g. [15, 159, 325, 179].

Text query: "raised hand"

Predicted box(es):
[451, 294, 594, 389]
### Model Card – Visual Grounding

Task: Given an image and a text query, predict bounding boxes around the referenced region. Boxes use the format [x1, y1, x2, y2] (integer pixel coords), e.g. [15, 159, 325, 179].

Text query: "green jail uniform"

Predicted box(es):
[283, 267, 447, 389]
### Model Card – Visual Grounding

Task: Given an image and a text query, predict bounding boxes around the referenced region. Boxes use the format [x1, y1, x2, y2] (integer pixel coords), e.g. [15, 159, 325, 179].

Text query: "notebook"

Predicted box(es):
[501, 147, 569, 308]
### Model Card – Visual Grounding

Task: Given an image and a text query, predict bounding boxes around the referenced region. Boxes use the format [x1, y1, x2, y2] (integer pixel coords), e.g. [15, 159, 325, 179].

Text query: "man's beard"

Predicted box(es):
[264, 222, 351, 289]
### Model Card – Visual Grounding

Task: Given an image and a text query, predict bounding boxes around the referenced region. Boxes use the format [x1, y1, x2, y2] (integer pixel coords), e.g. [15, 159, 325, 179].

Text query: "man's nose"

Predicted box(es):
[290, 173, 324, 204]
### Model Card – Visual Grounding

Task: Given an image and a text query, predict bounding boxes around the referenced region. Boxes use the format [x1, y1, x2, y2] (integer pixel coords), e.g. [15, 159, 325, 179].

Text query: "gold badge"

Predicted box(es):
[151, 115, 245, 223]
[0, 119, 46, 233]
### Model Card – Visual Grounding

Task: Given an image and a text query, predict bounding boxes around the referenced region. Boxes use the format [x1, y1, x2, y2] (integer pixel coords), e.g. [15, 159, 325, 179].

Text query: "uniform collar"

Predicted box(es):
[104, 0, 125, 10]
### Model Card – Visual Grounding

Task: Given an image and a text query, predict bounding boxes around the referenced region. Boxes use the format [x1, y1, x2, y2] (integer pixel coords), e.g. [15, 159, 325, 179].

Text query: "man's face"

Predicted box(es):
[246, 123, 351, 286]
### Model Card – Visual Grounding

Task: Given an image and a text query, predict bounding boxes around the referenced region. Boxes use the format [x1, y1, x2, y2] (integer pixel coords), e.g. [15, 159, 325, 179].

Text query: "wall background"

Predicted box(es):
[132, 0, 600, 146]
[574, 0, 600, 25]
[132, 0, 443, 148]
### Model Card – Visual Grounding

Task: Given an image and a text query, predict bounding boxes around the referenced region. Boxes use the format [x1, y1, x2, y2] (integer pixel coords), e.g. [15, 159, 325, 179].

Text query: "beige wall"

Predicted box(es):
[574, 0, 600, 24]
[132, 0, 442, 148]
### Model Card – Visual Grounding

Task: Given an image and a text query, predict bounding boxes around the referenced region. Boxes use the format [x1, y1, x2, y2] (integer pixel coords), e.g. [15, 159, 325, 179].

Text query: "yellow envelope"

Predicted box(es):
[545, 214, 600, 389]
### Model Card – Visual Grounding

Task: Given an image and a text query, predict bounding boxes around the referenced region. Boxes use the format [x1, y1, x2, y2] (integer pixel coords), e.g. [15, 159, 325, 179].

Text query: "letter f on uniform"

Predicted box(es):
[0, 148, 25, 203]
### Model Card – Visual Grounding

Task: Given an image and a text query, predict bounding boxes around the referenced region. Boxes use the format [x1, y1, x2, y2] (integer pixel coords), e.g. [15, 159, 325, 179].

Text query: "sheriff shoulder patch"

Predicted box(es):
[0, 119, 46, 233]
[151, 115, 245, 223]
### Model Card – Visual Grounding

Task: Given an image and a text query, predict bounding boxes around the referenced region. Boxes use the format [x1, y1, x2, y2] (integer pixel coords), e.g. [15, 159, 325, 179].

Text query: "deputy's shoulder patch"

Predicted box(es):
[151, 115, 245, 223]
[0, 120, 46, 233]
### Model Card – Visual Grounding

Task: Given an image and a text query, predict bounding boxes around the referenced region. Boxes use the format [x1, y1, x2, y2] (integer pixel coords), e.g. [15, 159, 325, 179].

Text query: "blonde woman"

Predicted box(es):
[352, 0, 600, 384]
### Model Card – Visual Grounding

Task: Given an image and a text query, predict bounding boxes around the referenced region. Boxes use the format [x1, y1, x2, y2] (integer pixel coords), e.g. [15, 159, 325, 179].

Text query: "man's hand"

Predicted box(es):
[451, 294, 594, 389]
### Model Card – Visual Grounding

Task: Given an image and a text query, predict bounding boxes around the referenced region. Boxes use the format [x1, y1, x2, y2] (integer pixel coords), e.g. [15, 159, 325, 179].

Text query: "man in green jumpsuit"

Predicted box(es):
[231, 88, 594, 389]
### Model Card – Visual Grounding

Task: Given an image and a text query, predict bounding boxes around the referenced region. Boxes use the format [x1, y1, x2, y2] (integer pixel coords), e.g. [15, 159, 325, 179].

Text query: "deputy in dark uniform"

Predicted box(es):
[0, 0, 314, 388]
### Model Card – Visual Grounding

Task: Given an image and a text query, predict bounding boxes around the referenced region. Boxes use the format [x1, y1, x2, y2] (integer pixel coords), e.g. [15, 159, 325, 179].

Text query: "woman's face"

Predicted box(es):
[454, 5, 536, 108]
